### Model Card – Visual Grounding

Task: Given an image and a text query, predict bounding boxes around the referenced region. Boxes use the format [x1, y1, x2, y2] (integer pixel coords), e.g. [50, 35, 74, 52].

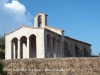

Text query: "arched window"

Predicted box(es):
[84, 47, 88, 57]
[64, 40, 71, 57]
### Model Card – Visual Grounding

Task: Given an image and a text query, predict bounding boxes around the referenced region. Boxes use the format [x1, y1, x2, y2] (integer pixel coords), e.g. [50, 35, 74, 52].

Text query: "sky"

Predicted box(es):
[0, 0, 100, 55]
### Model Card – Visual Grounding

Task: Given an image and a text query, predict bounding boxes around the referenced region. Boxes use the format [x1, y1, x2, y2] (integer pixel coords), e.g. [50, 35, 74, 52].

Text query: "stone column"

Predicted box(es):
[54, 40, 57, 58]
[56, 40, 59, 57]
[57, 42, 60, 57]
[27, 38, 29, 58]
[61, 31, 64, 57]
[11, 41, 13, 59]
[18, 40, 20, 59]
[49, 38, 52, 57]
[13, 42, 15, 59]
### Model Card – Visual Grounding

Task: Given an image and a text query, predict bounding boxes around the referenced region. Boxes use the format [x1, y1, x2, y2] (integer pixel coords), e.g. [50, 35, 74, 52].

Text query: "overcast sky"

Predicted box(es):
[0, 0, 100, 55]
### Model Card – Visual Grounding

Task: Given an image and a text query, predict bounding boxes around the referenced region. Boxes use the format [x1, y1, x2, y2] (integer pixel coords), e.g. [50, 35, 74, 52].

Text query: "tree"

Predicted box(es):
[0, 36, 5, 51]
[98, 53, 100, 57]
[0, 36, 5, 59]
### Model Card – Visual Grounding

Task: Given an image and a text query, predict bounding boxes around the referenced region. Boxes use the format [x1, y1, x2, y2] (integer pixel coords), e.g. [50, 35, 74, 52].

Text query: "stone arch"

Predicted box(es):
[29, 34, 36, 58]
[20, 36, 27, 59]
[47, 34, 51, 58]
[11, 37, 18, 59]
[52, 36, 56, 57]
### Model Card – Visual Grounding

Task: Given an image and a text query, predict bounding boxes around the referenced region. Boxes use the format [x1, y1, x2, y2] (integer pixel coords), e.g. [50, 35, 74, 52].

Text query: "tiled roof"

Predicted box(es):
[65, 36, 91, 46]
[45, 26, 64, 31]
[5, 25, 63, 36]
[5, 25, 91, 46]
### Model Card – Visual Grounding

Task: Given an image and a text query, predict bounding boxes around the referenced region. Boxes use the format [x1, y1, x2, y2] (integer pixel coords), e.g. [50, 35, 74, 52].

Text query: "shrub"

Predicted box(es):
[0, 60, 7, 75]
[0, 48, 4, 53]
[0, 48, 5, 59]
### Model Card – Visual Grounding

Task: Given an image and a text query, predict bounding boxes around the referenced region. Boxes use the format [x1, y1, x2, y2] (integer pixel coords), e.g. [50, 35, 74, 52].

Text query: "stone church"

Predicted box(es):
[5, 12, 91, 59]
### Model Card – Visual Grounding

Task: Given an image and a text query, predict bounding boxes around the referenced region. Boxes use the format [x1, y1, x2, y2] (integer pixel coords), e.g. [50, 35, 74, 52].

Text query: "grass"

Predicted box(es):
[2, 57, 100, 75]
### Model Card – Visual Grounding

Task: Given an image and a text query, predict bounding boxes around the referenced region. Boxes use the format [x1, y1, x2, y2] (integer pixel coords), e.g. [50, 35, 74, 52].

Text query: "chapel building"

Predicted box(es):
[5, 12, 91, 59]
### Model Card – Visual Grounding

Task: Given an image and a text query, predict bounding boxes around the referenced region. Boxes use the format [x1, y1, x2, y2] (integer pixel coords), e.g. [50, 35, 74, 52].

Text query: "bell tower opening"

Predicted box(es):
[34, 12, 48, 28]
[38, 15, 42, 28]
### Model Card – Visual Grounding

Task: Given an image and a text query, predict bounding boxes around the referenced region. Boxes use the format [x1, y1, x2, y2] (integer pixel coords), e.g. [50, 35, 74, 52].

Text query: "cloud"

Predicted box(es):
[0, 0, 33, 35]
[0, 0, 8, 7]
[3, 0, 32, 24]
[4, 0, 26, 14]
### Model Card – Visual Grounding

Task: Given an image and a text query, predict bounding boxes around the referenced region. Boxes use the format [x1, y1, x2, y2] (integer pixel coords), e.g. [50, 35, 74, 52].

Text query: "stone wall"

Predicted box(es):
[2, 58, 100, 75]
[64, 37, 91, 57]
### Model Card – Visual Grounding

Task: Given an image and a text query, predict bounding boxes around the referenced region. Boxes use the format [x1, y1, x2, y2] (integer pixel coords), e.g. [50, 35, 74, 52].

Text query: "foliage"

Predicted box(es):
[0, 48, 5, 53]
[0, 60, 7, 75]
[98, 53, 100, 57]
[0, 36, 5, 59]
[0, 36, 5, 53]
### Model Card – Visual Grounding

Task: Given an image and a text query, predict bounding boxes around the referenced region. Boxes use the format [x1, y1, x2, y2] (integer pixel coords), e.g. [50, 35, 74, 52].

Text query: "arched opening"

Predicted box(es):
[75, 44, 79, 57]
[38, 15, 42, 28]
[53, 36, 56, 57]
[57, 38, 61, 57]
[20, 36, 27, 59]
[47, 34, 51, 58]
[29, 34, 36, 58]
[84, 48, 88, 57]
[11, 38, 18, 59]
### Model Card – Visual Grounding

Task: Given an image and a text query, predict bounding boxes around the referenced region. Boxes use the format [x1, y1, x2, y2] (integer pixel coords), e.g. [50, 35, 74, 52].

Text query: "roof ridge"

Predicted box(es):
[45, 26, 63, 31]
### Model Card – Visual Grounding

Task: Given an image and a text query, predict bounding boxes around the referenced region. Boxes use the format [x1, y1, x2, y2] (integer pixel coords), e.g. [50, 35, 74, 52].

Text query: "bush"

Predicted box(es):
[0, 60, 7, 75]
[0, 48, 5, 59]
[0, 48, 4, 53]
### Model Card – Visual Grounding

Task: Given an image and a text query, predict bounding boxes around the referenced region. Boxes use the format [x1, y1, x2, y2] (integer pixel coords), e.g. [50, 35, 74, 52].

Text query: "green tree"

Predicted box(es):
[0, 36, 5, 59]
[0, 48, 4, 53]
[0, 36, 5, 51]
[0, 60, 7, 75]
